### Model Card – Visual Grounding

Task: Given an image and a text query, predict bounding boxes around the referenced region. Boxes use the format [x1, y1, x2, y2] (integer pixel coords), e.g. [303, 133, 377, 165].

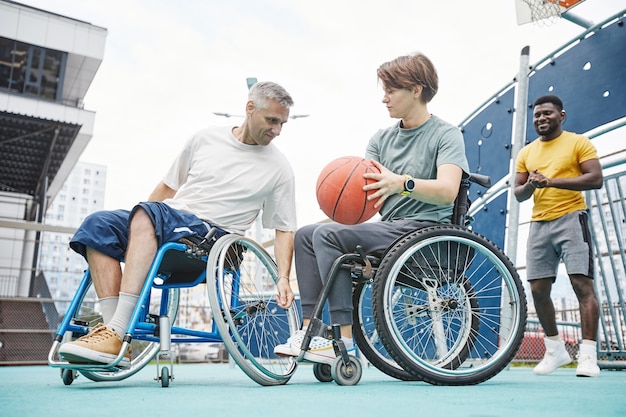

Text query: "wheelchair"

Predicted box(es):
[49, 229, 301, 387]
[296, 172, 527, 386]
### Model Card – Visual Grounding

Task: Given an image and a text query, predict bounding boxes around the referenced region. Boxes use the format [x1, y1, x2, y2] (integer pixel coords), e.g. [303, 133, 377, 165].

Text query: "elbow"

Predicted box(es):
[592, 179, 604, 189]
[442, 190, 458, 205]
[513, 188, 529, 202]
[514, 193, 526, 203]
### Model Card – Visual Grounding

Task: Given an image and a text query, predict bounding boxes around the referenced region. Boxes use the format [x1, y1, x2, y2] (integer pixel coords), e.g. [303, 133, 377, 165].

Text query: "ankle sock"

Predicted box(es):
[98, 296, 118, 324]
[107, 292, 139, 338]
[342, 336, 354, 350]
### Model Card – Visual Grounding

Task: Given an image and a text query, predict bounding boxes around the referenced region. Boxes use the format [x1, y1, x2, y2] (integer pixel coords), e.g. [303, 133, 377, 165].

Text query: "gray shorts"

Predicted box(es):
[526, 210, 594, 281]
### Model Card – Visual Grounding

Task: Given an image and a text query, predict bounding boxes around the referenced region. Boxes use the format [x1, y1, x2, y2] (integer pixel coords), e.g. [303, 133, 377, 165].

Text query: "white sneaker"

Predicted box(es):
[576, 343, 600, 377]
[274, 329, 354, 365]
[274, 329, 306, 357]
[533, 338, 572, 375]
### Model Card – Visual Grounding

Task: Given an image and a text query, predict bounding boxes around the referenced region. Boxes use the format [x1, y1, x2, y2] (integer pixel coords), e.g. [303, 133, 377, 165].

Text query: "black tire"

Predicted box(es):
[352, 281, 420, 381]
[313, 363, 334, 383]
[372, 225, 526, 386]
[61, 368, 75, 385]
[161, 366, 170, 388]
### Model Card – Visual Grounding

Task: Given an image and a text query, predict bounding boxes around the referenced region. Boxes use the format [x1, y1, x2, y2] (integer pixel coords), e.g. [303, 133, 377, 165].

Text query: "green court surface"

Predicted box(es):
[1, 363, 624, 417]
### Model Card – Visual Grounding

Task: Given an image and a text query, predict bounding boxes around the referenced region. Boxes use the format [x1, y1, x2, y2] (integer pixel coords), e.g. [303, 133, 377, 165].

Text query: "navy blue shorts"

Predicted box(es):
[69, 202, 224, 261]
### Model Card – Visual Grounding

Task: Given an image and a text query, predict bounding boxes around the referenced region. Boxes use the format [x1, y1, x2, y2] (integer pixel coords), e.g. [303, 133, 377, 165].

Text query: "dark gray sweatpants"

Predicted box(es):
[295, 219, 435, 325]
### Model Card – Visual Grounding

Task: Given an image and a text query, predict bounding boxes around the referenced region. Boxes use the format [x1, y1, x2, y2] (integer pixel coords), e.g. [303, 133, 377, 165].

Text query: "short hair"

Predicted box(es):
[377, 52, 439, 103]
[248, 81, 294, 110]
[533, 95, 563, 111]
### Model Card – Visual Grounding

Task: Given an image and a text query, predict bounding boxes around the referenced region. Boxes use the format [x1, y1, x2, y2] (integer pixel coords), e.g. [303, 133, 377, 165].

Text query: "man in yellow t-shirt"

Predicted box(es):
[514, 95, 603, 377]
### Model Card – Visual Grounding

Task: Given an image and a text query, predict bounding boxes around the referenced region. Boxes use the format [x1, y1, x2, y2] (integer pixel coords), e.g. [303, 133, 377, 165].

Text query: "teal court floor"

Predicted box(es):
[1, 363, 625, 417]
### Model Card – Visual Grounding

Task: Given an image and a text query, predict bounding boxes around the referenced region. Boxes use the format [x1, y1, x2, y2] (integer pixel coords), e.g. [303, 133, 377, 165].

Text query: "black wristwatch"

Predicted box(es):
[401, 174, 415, 196]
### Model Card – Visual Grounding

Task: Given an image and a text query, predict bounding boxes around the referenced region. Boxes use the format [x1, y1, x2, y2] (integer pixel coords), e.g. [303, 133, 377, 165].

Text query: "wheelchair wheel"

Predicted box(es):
[331, 355, 362, 386]
[352, 281, 419, 381]
[207, 234, 300, 386]
[76, 284, 180, 382]
[372, 225, 526, 386]
[313, 363, 333, 383]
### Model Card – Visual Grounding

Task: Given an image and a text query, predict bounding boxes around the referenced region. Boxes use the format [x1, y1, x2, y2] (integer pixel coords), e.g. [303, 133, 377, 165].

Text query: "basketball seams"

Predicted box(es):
[316, 156, 380, 224]
[333, 162, 363, 220]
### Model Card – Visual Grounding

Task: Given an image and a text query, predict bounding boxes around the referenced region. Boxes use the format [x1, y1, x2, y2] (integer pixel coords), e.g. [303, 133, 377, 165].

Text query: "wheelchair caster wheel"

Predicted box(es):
[61, 368, 77, 386]
[160, 367, 170, 388]
[313, 363, 333, 383]
[331, 355, 362, 386]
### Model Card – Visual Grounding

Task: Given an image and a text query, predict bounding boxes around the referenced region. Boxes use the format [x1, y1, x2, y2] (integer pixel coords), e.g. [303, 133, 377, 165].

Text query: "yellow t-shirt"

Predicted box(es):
[515, 131, 598, 222]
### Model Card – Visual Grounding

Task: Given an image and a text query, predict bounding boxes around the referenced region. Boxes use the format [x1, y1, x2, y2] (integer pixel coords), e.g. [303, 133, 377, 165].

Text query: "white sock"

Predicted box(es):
[341, 336, 354, 350]
[579, 340, 597, 357]
[107, 292, 139, 338]
[581, 339, 596, 347]
[97, 296, 118, 324]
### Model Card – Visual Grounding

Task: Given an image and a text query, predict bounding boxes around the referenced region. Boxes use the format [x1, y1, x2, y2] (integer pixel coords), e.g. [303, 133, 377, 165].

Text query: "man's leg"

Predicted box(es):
[530, 278, 572, 375]
[570, 273, 600, 377]
[59, 208, 158, 367]
[85, 247, 122, 323]
[105, 208, 158, 335]
[530, 278, 558, 337]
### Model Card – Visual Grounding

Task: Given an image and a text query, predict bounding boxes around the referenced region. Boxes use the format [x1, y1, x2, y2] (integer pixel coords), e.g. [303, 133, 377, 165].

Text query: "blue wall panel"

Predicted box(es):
[525, 19, 626, 143]
[461, 14, 626, 252]
[461, 89, 515, 249]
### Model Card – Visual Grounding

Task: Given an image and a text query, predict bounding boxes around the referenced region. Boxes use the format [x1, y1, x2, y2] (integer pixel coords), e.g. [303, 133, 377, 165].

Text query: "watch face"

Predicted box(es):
[405, 178, 415, 192]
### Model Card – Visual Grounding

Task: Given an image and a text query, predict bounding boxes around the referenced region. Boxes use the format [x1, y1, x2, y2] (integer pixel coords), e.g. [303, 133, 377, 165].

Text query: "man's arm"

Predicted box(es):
[538, 159, 603, 191]
[274, 229, 295, 308]
[514, 171, 535, 202]
[148, 181, 176, 201]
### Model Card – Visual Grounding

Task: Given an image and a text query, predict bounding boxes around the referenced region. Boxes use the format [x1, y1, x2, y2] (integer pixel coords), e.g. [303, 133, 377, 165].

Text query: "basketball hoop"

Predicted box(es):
[521, 0, 562, 26]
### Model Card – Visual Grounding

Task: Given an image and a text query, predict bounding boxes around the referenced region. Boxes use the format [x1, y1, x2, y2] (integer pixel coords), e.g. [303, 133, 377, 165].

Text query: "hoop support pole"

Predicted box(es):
[562, 11, 594, 29]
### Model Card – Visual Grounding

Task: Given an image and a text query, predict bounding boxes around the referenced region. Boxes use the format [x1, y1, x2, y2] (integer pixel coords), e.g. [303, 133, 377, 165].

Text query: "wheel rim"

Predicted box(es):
[208, 235, 299, 384]
[377, 228, 526, 381]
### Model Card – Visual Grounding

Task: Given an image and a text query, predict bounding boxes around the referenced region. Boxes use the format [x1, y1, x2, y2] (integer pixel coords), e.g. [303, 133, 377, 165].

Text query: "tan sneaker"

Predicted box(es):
[59, 323, 131, 369]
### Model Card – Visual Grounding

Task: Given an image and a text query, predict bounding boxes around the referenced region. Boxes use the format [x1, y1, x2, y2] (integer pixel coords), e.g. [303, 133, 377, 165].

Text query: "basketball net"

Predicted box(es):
[521, 0, 562, 26]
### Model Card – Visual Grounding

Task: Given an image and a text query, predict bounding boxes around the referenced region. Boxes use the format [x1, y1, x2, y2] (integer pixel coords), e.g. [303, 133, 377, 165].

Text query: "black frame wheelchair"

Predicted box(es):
[297, 172, 527, 385]
[49, 172, 526, 387]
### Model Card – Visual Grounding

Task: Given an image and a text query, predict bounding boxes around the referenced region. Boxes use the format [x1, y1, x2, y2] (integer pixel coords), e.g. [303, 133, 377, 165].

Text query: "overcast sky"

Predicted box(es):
[19, 0, 626, 226]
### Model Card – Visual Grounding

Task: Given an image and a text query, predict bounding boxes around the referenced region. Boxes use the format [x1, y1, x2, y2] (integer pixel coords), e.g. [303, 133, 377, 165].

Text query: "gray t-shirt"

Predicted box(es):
[365, 115, 469, 223]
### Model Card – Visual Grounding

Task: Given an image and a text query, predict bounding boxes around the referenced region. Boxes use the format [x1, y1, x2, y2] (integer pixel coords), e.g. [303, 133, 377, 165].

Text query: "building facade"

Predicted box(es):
[0, 1, 106, 297]
[38, 161, 106, 312]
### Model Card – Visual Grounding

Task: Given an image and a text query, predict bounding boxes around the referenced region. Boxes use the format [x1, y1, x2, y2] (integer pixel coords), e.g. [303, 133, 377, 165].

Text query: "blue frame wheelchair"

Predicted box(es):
[49, 172, 527, 387]
[49, 230, 301, 387]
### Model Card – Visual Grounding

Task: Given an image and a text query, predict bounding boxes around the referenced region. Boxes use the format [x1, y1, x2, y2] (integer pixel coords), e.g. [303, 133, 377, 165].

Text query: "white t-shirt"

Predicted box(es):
[162, 126, 297, 235]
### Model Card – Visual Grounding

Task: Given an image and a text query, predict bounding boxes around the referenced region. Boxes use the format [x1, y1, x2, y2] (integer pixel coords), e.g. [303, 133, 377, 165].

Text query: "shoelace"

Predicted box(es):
[78, 324, 114, 342]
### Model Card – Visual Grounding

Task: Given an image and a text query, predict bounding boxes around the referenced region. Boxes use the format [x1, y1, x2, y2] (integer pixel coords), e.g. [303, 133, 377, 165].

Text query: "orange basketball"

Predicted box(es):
[316, 156, 381, 225]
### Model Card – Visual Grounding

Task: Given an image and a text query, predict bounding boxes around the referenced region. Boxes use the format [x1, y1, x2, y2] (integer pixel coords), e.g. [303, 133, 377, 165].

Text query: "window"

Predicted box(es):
[0, 36, 66, 102]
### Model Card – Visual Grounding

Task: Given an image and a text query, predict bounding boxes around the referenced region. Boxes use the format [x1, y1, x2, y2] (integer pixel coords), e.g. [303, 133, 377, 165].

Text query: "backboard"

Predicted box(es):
[515, 0, 587, 26]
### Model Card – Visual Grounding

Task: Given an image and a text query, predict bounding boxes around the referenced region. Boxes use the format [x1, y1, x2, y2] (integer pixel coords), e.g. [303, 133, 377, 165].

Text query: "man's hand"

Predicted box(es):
[529, 169, 551, 189]
[275, 276, 295, 308]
